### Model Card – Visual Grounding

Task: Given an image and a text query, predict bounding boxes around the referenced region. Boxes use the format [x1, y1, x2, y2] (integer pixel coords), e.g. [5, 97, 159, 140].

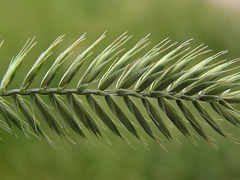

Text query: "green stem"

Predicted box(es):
[0, 87, 228, 103]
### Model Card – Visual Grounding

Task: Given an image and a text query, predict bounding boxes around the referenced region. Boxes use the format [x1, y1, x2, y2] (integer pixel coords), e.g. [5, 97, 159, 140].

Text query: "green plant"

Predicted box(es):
[0, 32, 239, 148]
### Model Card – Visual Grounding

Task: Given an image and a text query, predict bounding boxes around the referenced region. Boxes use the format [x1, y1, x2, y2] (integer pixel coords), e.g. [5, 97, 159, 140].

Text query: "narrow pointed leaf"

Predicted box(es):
[183, 81, 216, 96]
[77, 32, 130, 89]
[117, 66, 150, 89]
[168, 78, 198, 94]
[33, 94, 64, 136]
[98, 68, 125, 91]
[41, 34, 86, 88]
[86, 95, 123, 138]
[13, 95, 53, 143]
[117, 38, 173, 89]
[49, 94, 86, 138]
[151, 71, 185, 91]
[210, 102, 240, 125]
[1, 38, 36, 90]
[98, 35, 150, 90]
[12, 95, 38, 133]
[124, 96, 155, 139]
[22, 35, 64, 89]
[204, 83, 240, 95]
[59, 33, 105, 88]
[141, 98, 172, 139]
[105, 95, 140, 139]
[0, 99, 29, 134]
[176, 100, 208, 140]
[135, 40, 192, 92]
[158, 98, 190, 136]
[193, 101, 226, 137]
[69, 94, 102, 137]
[0, 103, 12, 129]
[0, 120, 12, 134]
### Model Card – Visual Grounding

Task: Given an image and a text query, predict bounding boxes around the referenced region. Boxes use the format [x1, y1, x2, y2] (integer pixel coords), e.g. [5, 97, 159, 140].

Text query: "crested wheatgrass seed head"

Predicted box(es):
[0, 32, 240, 149]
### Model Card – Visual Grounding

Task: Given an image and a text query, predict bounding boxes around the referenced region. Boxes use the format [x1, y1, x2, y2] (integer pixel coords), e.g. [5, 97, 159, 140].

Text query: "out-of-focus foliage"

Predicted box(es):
[0, 0, 240, 180]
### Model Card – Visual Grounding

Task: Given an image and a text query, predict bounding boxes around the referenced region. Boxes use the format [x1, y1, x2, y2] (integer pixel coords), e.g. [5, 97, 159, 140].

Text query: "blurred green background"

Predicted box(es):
[1, 0, 240, 180]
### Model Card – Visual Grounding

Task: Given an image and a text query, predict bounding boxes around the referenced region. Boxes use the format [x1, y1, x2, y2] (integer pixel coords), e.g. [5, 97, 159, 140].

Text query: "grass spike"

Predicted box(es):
[0, 33, 239, 147]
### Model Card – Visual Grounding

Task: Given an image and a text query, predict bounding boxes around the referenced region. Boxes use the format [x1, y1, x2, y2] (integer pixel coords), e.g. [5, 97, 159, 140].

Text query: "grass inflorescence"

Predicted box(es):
[0, 32, 240, 149]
